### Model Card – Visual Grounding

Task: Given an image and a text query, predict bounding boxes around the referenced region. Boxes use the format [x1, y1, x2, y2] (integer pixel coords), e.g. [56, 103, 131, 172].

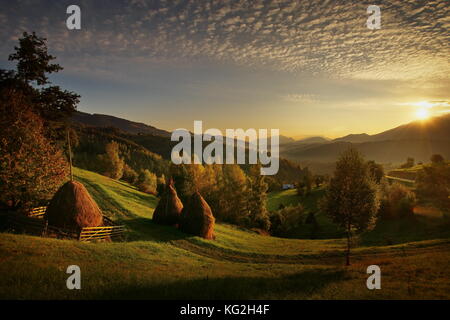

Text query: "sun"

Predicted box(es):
[416, 108, 430, 120]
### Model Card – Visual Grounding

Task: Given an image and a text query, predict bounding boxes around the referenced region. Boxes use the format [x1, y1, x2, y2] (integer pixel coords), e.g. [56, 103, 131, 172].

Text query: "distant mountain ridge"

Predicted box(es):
[291, 136, 330, 144]
[281, 113, 450, 165]
[333, 114, 450, 143]
[73, 111, 171, 137]
[333, 133, 371, 143]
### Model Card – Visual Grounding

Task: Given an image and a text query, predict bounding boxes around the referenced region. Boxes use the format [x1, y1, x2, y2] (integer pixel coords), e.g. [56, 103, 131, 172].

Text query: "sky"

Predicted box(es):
[0, 0, 449, 138]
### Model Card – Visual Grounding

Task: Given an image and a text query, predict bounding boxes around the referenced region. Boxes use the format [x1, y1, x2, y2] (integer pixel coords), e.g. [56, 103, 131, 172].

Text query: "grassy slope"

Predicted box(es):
[0, 168, 449, 299]
[268, 188, 343, 238]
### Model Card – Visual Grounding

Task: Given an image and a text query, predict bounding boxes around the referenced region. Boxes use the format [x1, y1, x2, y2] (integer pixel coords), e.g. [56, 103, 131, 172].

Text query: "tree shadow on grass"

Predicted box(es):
[121, 217, 189, 242]
[359, 215, 450, 247]
[91, 269, 348, 300]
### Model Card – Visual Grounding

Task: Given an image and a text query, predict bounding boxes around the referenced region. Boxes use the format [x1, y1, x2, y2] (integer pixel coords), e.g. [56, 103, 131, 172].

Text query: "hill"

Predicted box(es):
[284, 136, 330, 146]
[73, 111, 171, 137]
[331, 114, 450, 143]
[281, 114, 450, 167]
[71, 121, 306, 186]
[0, 167, 449, 299]
[276, 135, 296, 145]
[334, 133, 371, 143]
[370, 113, 450, 142]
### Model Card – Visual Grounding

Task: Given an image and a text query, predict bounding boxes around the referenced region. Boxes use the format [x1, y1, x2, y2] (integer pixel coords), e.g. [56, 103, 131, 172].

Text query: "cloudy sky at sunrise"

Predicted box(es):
[1, 0, 449, 138]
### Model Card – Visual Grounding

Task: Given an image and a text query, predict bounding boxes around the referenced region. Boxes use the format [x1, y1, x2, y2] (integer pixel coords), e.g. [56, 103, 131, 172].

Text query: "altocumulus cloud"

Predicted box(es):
[0, 0, 448, 81]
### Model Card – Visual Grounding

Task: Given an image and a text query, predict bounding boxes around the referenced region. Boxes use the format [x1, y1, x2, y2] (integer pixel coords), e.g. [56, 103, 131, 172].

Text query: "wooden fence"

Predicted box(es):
[5, 212, 78, 238]
[79, 225, 127, 242]
[27, 206, 47, 218]
[2, 210, 126, 242]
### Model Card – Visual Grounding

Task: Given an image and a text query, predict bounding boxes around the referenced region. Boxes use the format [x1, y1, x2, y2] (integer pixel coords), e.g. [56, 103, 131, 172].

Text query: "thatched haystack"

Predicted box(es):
[152, 181, 183, 226]
[179, 192, 215, 239]
[45, 181, 103, 230]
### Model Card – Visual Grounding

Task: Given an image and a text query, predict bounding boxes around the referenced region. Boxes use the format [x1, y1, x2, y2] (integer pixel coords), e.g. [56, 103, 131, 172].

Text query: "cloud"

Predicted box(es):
[0, 0, 448, 82]
[282, 94, 318, 104]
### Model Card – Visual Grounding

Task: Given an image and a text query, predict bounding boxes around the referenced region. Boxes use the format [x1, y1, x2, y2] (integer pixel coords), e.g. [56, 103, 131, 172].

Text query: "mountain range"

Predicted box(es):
[73, 111, 450, 172]
[279, 114, 450, 169]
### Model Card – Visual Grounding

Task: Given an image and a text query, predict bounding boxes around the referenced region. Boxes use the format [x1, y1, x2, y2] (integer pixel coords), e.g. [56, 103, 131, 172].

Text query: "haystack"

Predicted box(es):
[152, 181, 183, 226]
[45, 181, 103, 230]
[179, 192, 215, 240]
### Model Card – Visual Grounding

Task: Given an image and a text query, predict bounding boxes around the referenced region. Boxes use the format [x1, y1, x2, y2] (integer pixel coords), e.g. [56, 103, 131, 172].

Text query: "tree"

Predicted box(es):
[431, 154, 445, 165]
[302, 167, 313, 194]
[0, 88, 68, 209]
[8, 32, 62, 85]
[137, 170, 158, 195]
[367, 160, 384, 183]
[323, 148, 379, 265]
[269, 205, 305, 237]
[170, 164, 196, 204]
[379, 183, 416, 220]
[122, 164, 138, 184]
[99, 141, 124, 180]
[296, 180, 306, 196]
[220, 164, 249, 224]
[2, 32, 79, 139]
[314, 175, 324, 188]
[246, 165, 271, 231]
[416, 162, 450, 211]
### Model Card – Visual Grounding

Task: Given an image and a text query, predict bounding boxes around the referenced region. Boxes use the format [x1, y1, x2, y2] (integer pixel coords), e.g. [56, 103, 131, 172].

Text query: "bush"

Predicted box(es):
[416, 162, 450, 210]
[379, 183, 416, 219]
[99, 141, 124, 180]
[270, 205, 305, 237]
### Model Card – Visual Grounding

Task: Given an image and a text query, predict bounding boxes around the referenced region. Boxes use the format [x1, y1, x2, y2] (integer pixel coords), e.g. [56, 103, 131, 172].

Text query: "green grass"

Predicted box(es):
[267, 189, 301, 211]
[0, 167, 449, 299]
[268, 188, 343, 239]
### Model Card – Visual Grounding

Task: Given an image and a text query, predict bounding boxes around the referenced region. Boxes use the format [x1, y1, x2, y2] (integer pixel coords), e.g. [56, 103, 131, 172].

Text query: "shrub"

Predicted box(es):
[270, 205, 305, 237]
[379, 183, 416, 219]
[416, 162, 450, 210]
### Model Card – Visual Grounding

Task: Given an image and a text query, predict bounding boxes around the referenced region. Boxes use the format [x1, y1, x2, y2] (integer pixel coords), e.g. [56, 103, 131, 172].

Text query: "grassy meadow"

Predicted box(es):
[0, 167, 449, 299]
